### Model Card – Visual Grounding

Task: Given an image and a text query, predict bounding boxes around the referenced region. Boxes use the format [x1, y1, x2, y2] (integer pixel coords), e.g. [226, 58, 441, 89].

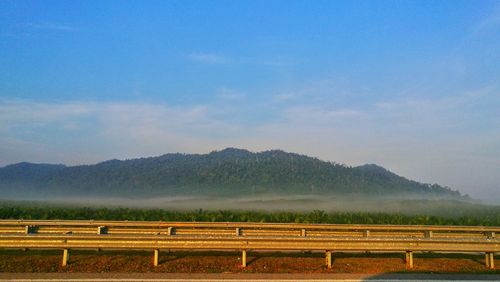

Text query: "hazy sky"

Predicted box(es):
[1, 1, 499, 202]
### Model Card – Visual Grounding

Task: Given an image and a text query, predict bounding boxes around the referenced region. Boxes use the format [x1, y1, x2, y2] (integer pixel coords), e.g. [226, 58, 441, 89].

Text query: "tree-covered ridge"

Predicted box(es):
[0, 148, 462, 198]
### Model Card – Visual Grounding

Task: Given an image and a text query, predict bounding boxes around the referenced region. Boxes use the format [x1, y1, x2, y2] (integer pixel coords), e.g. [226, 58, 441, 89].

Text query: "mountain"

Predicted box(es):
[0, 162, 66, 182]
[0, 148, 463, 199]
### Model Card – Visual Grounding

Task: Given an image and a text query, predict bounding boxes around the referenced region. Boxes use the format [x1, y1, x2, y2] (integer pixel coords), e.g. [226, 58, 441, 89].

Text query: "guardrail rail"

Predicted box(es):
[0, 220, 498, 269]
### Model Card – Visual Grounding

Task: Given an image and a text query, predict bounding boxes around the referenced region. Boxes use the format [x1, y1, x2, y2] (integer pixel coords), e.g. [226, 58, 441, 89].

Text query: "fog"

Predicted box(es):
[5, 193, 496, 218]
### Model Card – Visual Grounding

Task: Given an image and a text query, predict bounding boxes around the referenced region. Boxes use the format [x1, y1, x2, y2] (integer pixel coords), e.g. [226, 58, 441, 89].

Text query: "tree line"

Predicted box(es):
[1, 206, 499, 226]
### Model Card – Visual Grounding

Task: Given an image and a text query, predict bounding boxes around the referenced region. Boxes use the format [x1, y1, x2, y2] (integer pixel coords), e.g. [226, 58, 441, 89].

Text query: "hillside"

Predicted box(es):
[0, 148, 463, 199]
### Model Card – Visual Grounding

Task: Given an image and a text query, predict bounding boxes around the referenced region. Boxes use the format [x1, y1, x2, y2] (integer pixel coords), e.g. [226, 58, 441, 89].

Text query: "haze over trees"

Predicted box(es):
[1, 202, 499, 226]
[0, 148, 463, 199]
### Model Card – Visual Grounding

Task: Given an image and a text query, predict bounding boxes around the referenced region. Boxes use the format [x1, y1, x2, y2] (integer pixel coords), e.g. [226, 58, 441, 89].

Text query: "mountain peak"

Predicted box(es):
[357, 163, 389, 172]
[210, 148, 252, 157]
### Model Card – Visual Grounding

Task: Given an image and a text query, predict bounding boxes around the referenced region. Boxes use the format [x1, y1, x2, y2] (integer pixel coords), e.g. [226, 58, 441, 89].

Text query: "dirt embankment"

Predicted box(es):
[0, 250, 498, 273]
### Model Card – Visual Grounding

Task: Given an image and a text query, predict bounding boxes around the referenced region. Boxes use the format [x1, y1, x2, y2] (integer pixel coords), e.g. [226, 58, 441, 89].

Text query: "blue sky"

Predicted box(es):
[1, 1, 499, 201]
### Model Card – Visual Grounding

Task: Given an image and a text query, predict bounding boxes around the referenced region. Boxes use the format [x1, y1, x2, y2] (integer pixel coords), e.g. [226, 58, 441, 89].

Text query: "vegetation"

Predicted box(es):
[1, 205, 499, 226]
[0, 148, 462, 198]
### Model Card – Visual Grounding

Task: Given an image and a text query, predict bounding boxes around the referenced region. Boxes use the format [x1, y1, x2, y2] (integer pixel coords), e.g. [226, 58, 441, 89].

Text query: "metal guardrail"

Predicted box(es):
[1, 219, 498, 237]
[0, 220, 497, 269]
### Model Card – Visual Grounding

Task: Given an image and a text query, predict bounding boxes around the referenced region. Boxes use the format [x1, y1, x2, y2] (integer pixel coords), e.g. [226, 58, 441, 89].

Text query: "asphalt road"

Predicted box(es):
[1, 273, 500, 281]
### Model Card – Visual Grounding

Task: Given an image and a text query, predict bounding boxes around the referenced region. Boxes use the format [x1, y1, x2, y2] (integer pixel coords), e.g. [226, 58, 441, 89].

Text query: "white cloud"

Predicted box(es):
[271, 76, 364, 107]
[373, 85, 499, 131]
[0, 99, 244, 165]
[0, 100, 210, 130]
[25, 22, 82, 32]
[473, 6, 500, 33]
[0, 32, 24, 38]
[216, 88, 245, 100]
[273, 92, 298, 102]
[1, 87, 499, 202]
[187, 52, 230, 64]
[186, 52, 294, 67]
[240, 57, 294, 67]
[283, 106, 366, 124]
[0, 99, 91, 132]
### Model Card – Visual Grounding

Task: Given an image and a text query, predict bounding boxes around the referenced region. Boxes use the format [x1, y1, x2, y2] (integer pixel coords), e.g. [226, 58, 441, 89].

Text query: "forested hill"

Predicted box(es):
[0, 148, 463, 198]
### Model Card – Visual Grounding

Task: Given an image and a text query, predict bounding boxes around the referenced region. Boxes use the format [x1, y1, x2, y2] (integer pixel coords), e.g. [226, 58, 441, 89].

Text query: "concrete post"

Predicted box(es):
[236, 227, 241, 236]
[486, 253, 490, 268]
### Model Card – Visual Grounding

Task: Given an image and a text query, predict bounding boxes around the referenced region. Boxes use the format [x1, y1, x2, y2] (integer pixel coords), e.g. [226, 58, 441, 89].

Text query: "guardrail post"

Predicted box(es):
[236, 227, 241, 236]
[301, 229, 306, 237]
[62, 249, 69, 267]
[325, 250, 332, 269]
[486, 252, 490, 268]
[241, 250, 247, 267]
[424, 230, 433, 238]
[489, 252, 495, 269]
[363, 230, 370, 237]
[405, 251, 414, 269]
[153, 249, 159, 267]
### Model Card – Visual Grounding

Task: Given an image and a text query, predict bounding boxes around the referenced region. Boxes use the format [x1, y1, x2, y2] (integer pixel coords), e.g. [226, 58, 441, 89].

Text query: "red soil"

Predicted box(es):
[0, 250, 498, 273]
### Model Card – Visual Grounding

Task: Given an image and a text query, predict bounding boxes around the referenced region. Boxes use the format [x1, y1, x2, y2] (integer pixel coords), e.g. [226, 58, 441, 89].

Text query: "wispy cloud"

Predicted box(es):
[25, 22, 82, 32]
[216, 87, 245, 100]
[472, 6, 500, 34]
[187, 52, 294, 67]
[0, 99, 91, 131]
[0, 99, 244, 165]
[240, 57, 294, 67]
[270, 76, 372, 117]
[283, 106, 366, 124]
[1, 84, 499, 202]
[375, 85, 497, 116]
[0, 100, 230, 134]
[0, 32, 25, 38]
[187, 52, 230, 64]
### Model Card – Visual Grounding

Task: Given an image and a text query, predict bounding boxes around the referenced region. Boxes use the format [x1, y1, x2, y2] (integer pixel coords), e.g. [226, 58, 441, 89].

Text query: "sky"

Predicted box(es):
[1, 0, 499, 202]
